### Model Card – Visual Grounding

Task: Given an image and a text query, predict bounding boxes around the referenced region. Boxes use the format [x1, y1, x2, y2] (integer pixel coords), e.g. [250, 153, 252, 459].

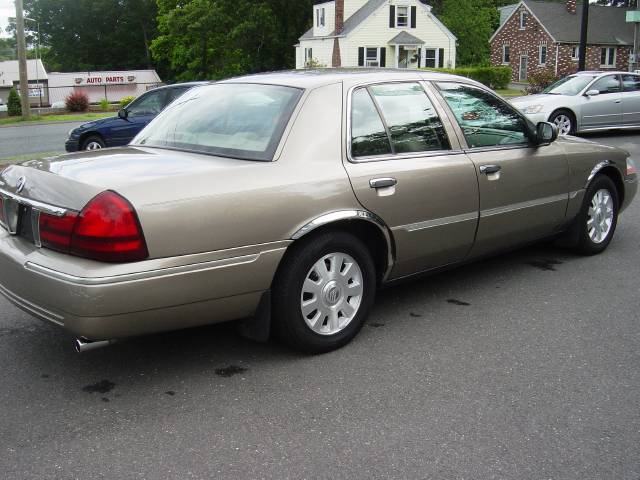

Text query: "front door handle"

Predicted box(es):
[614, 99, 622, 104]
[369, 177, 397, 189]
[479, 165, 501, 175]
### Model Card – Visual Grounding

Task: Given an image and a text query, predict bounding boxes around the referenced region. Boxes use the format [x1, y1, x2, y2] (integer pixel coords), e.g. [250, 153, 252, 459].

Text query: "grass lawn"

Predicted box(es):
[0, 112, 113, 127]
[0, 151, 64, 165]
[496, 88, 525, 98]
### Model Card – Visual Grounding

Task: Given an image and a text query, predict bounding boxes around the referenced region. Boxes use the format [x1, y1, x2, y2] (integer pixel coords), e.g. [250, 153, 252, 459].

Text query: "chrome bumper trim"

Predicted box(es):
[0, 187, 68, 217]
[24, 252, 264, 286]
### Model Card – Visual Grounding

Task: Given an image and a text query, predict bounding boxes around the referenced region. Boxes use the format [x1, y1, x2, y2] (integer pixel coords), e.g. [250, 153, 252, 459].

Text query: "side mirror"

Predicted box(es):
[536, 121, 559, 144]
[118, 108, 128, 119]
[585, 89, 599, 97]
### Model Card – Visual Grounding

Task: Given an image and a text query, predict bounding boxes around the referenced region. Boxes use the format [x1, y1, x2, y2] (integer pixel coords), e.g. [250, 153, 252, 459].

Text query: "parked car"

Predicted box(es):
[510, 71, 640, 135]
[0, 102, 6, 113]
[0, 70, 637, 354]
[64, 82, 208, 151]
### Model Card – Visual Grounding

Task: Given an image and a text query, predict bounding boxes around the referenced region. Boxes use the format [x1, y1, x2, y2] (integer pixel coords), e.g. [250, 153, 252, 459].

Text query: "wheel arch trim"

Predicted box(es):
[290, 210, 395, 281]
[587, 160, 625, 204]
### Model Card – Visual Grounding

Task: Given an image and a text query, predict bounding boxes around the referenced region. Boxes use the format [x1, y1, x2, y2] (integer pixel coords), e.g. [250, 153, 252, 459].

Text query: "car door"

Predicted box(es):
[432, 81, 569, 258]
[342, 81, 479, 279]
[580, 74, 623, 129]
[110, 88, 168, 146]
[621, 74, 640, 126]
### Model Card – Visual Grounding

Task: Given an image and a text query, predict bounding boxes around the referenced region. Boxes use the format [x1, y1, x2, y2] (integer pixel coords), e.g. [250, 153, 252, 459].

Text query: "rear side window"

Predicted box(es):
[351, 88, 392, 157]
[350, 82, 450, 159]
[590, 75, 621, 94]
[437, 82, 529, 149]
[621, 75, 640, 92]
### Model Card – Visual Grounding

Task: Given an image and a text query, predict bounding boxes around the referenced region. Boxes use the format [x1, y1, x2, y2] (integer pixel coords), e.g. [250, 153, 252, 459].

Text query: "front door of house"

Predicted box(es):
[398, 47, 409, 68]
[519, 55, 528, 82]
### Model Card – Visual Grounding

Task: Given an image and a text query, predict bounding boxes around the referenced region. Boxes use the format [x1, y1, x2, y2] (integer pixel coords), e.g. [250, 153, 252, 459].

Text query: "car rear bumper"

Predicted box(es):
[0, 230, 289, 340]
[622, 176, 638, 212]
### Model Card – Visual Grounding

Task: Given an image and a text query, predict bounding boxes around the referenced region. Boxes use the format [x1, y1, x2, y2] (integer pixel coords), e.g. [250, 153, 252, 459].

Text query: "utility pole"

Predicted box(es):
[15, 0, 31, 119]
[578, 0, 589, 71]
[627, 5, 640, 72]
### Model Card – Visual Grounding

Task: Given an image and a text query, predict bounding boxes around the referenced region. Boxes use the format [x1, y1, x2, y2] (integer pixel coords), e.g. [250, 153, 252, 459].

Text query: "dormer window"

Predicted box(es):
[519, 10, 527, 29]
[316, 7, 325, 27]
[397, 6, 409, 27]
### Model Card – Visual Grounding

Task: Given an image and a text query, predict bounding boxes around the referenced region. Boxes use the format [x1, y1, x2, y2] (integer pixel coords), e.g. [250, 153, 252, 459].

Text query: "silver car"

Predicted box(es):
[510, 71, 640, 135]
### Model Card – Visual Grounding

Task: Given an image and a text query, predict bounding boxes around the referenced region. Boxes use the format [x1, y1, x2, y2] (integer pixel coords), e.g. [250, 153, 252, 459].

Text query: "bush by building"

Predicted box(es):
[422, 66, 512, 90]
[65, 91, 90, 112]
[7, 88, 21, 116]
[525, 69, 560, 95]
[119, 96, 136, 110]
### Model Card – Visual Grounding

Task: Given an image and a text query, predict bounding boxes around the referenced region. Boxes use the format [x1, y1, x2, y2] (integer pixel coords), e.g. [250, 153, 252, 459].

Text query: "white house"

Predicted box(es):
[295, 0, 456, 70]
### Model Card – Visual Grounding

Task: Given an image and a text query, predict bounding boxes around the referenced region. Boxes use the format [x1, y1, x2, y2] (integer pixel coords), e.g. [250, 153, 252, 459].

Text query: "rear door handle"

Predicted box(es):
[614, 99, 622, 104]
[479, 165, 501, 175]
[369, 177, 397, 189]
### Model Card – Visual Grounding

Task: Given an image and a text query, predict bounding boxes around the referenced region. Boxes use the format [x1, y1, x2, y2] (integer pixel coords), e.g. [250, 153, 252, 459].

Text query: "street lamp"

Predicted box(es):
[23, 17, 41, 108]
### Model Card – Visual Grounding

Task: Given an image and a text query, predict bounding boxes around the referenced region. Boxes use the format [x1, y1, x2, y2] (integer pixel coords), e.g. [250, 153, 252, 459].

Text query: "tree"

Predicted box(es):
[151, 0, 313, 81]
[0, 38, 15, 61]
[13, 0, 160, 72]
[7, 88, 22, 117]
[440, 0, 499, 66]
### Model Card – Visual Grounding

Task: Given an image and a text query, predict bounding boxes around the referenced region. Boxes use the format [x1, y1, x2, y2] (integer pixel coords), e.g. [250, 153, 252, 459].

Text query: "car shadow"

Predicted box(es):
[2, 239, 586, 396]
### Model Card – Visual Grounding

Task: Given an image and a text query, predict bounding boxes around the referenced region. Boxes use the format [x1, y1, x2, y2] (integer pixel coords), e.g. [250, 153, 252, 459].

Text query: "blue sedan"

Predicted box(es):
[65, 82, 207, 152]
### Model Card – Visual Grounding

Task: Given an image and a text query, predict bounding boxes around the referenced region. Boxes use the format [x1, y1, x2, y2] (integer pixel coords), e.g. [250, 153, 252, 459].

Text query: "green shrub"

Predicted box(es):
[422, 66, 512, 90]
[119, 95, 136, 109]
[99, 98, 110, 111]
[525, 69, 560, 94]
[7, 88, 21, 117]
[65, 91, 89, 112]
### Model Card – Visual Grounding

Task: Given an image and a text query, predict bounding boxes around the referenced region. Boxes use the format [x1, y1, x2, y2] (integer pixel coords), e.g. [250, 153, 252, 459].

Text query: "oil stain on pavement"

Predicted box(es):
[82, 380, 116, 394]
[215, 365, 248, 377]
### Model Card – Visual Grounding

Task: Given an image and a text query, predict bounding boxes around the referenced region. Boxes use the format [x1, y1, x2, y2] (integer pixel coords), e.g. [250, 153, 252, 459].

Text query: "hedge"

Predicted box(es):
[422, 66, 512, 90]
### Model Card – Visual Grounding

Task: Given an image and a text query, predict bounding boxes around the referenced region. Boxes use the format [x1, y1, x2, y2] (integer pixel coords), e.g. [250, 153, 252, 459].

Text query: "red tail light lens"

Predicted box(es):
[38, 191, 148, 263]
[39, 211, 78, 252]
[70, 191, 149, 262]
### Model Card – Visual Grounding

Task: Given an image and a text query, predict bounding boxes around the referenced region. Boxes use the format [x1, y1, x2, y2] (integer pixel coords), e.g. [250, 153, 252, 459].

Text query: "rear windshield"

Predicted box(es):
[542, 75, 597, 95]
[132, 83, 303, 161]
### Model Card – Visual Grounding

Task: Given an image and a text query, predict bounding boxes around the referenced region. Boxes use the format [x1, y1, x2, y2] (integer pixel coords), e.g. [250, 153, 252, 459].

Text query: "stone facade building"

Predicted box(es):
[490, 0, 634, 82]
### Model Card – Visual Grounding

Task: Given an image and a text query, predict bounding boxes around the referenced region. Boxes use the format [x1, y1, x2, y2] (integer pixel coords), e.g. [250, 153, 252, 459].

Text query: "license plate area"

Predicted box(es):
[2, 197, 20, 234]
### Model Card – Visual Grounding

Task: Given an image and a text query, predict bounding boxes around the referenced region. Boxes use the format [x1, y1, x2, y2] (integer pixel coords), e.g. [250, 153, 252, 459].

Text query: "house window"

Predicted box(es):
[316, 8, 325, 27]
[397, 6, 409, 27]
[571, 46, 580, 60]
[366, 47, 380, 67]
[539, 44, 547, 66]
[425, 49, 437, 68]
[519, 11, 527, 29]
[304, 48, 313, 66]
[502, 45, 510, 64]
[321, 8, 325, 26]
[601, 47, 616, 67]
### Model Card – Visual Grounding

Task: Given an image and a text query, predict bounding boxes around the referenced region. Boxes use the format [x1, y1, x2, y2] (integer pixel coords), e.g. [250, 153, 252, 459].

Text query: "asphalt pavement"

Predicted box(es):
[0, 132, 639, 479]
[0, 121, 82, 159]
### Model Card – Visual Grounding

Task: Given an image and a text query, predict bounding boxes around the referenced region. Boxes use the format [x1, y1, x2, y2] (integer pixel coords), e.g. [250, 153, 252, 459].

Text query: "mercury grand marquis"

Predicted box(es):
[0, 70, 637, 353]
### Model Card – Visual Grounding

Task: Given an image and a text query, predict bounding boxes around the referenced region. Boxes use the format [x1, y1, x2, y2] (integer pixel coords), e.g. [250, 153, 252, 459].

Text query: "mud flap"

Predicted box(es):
[237, 291, 271, 342]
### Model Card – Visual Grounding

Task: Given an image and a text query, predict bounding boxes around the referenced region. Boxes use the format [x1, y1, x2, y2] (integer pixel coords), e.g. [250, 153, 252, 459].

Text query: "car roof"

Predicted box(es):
[573, 71, 634, 76]
[155, 81, 211, 91]
[219, 68, 482, 89]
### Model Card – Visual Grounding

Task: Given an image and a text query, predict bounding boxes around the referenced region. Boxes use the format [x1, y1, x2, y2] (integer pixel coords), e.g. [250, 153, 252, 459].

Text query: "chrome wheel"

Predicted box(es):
[300, 252, 363, 336]
[85, 141, 103, 150]
[552, 114, 572, 135]
[587, 189, 614, 244]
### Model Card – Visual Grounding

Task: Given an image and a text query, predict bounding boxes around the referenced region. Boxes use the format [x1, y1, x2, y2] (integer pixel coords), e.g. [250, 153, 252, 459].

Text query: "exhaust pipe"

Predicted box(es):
[75, 338, 117, 353]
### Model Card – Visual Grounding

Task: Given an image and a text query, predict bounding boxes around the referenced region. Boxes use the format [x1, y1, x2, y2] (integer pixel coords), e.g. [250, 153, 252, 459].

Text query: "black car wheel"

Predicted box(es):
[81, 135, 106, 151]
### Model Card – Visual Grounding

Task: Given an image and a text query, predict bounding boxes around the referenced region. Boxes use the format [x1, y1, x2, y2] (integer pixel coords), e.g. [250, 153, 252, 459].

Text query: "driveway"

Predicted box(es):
[0, 132, 639, 479]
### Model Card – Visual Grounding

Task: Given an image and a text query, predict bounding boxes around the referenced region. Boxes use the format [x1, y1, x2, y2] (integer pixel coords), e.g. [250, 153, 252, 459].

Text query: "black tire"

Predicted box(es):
[272, 231, 376, 354]
[568, 175, 619, 255]
[81, 134, 106, 151]
[549, 109, 576, 136]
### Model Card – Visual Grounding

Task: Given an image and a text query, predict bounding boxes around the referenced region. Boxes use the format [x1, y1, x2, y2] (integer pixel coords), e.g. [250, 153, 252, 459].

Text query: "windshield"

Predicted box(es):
[133, 83, 303, 161]
[542, 75, 597, 95]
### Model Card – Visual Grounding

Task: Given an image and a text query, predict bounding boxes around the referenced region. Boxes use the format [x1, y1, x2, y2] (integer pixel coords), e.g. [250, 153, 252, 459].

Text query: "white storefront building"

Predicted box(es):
[0, 59, 162, 107]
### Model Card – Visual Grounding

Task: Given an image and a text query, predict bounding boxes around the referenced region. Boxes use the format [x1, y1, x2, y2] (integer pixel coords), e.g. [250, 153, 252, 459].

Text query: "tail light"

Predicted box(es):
[627, 158, 637, 176]
[38, 191, 148, 263]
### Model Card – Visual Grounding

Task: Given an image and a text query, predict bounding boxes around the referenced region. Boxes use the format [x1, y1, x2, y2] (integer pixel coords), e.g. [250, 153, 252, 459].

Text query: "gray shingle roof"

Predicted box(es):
[523, 0, 634, 45]
[388, 31, 425, 45]
[300, 0, 387, 40]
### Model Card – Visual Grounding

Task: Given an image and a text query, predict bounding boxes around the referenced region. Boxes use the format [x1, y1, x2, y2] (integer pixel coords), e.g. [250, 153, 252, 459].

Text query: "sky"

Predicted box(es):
[0, 0, 14, 38]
